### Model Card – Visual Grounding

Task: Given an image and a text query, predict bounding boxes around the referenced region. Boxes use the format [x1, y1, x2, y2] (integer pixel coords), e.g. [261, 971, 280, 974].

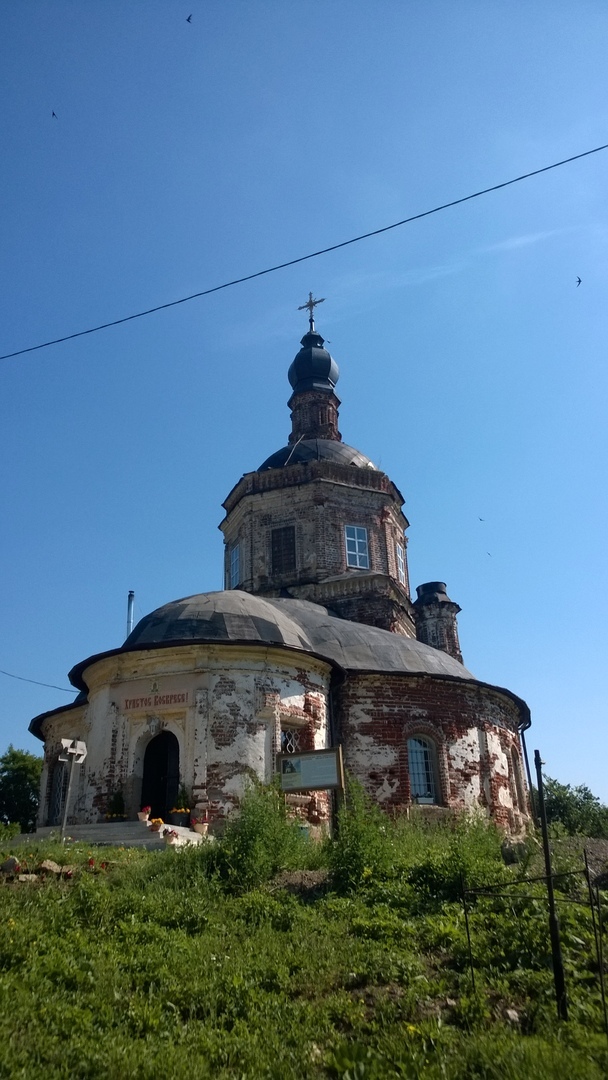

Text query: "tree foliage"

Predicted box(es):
[0, 744, 43, 832]
[542, 775, 608, 838]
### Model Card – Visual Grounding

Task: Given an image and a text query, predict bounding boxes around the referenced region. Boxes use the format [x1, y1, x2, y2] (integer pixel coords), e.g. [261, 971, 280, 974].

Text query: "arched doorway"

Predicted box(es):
[141, 731, 180, 819]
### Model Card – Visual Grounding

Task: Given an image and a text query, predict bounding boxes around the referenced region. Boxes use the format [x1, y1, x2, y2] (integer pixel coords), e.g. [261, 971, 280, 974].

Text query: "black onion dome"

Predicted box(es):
[287, 330, 339, 393]
[259, 439, 376, 471]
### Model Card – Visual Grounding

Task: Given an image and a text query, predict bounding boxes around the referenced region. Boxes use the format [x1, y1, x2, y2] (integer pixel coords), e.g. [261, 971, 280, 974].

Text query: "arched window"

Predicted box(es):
[407, 736, 439, 804]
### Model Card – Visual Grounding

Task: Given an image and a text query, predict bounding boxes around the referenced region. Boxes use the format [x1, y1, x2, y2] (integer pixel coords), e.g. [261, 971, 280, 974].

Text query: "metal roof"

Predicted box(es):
[259, 439, 377, 471]
[29, 591, 531, 737]
[123, 591, 472, 678]
[123, 591, 315, 652]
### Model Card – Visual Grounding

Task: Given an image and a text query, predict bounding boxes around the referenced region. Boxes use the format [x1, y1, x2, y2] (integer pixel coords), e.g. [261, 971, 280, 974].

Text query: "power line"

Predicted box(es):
[0, 667, 77, 693]
[2, 140, 607, 363]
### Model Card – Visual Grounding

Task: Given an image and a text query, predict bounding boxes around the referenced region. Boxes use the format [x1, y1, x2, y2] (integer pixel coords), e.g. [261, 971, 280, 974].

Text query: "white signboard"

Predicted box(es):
[277, 746, 344, 793]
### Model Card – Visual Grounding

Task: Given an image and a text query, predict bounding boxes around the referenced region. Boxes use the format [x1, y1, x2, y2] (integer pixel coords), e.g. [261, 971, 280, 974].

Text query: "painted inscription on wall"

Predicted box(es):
[123, 692, 189, 711]
[113, 676, 194, 713]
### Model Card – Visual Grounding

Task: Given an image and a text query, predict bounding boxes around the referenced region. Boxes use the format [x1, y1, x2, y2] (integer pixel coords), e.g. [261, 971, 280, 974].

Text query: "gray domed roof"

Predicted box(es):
[268, 597, 474, 678]
[259, 439, 377, 471]
[124, 591, 314, 652]
[288, 329, 339, 393]
[121, 590, 473, 680]
[29, 589, 531, 740]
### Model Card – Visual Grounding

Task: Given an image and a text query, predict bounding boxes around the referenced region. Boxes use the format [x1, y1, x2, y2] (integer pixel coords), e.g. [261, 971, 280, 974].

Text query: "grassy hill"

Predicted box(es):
[1, 785, 607, 1079]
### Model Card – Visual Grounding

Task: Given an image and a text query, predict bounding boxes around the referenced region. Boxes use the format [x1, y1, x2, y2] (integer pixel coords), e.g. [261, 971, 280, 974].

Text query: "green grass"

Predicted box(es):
[0, 784, 606, 1079]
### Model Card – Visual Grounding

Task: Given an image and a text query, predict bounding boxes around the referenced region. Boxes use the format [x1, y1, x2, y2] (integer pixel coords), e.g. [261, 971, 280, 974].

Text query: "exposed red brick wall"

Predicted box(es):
[288, 389, 342, 442]
[336, 672, 529, 830]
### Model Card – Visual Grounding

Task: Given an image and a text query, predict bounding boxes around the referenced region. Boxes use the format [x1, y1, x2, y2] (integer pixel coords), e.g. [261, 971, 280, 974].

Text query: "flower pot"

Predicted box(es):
[137, 812, 149, 822]
[167, 812, 190, 827]
[192, 822, 209, 836]
[149, 822, 163, 833]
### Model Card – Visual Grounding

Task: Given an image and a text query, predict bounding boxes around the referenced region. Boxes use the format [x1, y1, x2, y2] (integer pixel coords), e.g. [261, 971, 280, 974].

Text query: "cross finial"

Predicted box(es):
[298, 291, 325, 331]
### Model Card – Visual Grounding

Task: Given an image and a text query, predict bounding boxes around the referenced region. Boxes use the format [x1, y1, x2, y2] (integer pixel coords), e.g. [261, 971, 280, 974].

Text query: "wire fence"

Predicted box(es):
[461, 854, 607, 1042]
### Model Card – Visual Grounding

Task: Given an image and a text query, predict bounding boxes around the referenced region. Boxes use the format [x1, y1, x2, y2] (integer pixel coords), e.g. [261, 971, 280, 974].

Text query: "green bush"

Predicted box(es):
[330, 779, 397, 892]
[207, 780, 325, 892]
[330, 780, 506, 904]
[405, 815, 507, 905]
[0, 821, 20, 841]
[541, 776, 608, 838]
[0, 745, 42, 832]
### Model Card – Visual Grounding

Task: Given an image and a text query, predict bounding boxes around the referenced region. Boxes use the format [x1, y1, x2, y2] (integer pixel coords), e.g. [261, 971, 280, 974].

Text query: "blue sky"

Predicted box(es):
[1, 2, 607, 799]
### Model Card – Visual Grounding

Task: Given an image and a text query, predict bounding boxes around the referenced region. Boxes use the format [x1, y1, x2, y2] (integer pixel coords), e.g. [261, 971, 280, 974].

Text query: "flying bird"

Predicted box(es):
[51, 111, 58, 118]
[576, 277, 582, 287]
[186, 13, 192, 21]
[478, 517, 485, 522]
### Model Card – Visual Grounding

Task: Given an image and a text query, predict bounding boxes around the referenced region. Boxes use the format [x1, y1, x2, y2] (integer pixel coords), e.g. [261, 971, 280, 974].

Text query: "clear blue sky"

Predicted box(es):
[1, 2, 607, 800]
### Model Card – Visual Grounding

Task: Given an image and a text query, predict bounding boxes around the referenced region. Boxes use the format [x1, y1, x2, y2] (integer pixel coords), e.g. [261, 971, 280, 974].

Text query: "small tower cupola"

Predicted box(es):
[413, 581, 463, 664]
[288, 294, 341, 443]
[287, 329, 340, 395]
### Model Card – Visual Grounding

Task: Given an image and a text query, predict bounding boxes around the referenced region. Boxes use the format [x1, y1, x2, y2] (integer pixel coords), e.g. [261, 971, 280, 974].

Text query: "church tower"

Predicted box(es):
[30, 299, 531, 836]
[220, 302, 417, 637]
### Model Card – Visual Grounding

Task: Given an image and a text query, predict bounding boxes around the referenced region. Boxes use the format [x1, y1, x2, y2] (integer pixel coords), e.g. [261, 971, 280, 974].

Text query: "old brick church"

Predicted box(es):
[31, 305, 531, 832]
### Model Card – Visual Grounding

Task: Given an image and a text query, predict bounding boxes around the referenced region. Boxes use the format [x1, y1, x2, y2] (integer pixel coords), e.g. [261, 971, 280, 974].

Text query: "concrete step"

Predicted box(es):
[15, 821, 208, 850]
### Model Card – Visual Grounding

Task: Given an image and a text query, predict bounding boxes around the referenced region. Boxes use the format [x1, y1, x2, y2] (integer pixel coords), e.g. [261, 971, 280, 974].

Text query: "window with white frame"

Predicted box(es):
[396, 542, 406, 586]
[229, 543, 240, 589]
[345, 525, 369, 569]
[407, 736, 439, 804]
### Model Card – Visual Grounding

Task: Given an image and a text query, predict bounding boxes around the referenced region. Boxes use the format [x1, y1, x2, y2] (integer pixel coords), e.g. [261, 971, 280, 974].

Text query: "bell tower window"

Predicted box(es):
[271, 526, 296, 575]
[396, 542, 406, 586]
[229, 543, 240, 589]
[345, 525, 369, 569]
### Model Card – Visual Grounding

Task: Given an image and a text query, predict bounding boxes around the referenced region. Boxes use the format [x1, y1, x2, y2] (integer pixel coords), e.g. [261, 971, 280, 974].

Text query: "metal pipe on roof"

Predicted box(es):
[126, 590, 135, 639]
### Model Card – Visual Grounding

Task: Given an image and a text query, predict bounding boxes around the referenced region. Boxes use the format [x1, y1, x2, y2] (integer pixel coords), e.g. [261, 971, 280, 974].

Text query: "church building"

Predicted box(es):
[30, 301, 531, 833]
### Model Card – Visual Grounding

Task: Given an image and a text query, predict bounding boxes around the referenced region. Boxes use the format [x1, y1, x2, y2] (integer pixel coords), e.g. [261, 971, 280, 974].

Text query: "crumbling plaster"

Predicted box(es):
[39, 644, 331, 825]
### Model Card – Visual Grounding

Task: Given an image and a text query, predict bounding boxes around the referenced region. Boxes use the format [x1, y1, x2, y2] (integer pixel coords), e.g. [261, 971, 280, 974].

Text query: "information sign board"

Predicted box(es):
[277, 746, 344, 793]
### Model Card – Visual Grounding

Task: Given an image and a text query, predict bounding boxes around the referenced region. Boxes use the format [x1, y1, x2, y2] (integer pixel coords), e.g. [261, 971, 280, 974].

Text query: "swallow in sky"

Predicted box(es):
[478, 517, 485, 522]
[576, 277, 582, 287]
[186, 14, 192, 21]
[52, 111, 58, 118]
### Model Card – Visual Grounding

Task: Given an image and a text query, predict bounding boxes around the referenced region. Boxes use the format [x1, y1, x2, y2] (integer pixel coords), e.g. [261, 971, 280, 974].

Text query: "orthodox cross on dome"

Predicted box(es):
[298, 291, 325, 331]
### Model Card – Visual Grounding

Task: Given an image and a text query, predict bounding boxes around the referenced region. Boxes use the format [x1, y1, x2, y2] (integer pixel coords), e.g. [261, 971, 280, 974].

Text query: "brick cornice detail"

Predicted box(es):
[288, 571, 414, 611]
[221, 462, 407, 519]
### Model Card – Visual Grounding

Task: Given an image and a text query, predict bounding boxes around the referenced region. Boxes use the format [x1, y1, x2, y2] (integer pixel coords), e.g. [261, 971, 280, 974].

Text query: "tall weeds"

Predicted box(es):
[206, 780, 326, 892]
[330, 778, 507, 902]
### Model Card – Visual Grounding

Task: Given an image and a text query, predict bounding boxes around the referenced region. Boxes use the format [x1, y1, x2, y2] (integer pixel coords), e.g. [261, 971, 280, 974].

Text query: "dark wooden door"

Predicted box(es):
[141, 732, 179, 818]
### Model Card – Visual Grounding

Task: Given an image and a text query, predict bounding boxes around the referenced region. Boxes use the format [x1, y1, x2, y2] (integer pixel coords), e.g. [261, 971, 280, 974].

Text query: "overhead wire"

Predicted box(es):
[1, 140, 607, 363]
[0, 667, 77, 693]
